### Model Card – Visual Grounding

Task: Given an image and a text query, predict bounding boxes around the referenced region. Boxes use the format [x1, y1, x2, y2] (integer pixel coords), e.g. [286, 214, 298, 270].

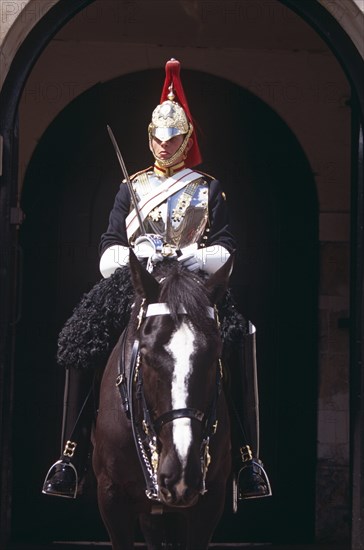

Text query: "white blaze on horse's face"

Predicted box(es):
[165, 319, 196, 470]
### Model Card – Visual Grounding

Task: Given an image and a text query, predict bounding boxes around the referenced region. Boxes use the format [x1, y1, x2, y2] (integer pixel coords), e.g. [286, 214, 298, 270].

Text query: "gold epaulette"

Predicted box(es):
[194, 169, 215, 181]
[129, 166, 154, 181]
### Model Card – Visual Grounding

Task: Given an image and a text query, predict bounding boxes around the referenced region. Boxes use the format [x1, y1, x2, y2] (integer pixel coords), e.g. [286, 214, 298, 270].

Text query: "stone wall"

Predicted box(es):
[1, 0, 363, 544]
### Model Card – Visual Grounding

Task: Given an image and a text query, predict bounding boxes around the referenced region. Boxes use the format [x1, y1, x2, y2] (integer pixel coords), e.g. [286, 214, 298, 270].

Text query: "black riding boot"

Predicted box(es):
[226, 321, 272, 503]
[42, 367, 95, 499]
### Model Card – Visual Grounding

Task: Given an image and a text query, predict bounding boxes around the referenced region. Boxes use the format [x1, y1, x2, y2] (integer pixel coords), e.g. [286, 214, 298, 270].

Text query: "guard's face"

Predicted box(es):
[150, 134, 185, 163]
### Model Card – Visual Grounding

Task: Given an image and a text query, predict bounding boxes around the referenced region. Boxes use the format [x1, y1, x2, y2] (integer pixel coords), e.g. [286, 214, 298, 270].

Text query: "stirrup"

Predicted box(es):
[232, 458, 272, 512]
[42, 459, 78, 499]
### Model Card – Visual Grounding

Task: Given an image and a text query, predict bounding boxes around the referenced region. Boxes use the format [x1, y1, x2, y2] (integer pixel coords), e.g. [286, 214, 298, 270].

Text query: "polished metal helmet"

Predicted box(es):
[148, 59, 201, 168]
[149, 97, 191, 142]
[148, 87, 193, 167]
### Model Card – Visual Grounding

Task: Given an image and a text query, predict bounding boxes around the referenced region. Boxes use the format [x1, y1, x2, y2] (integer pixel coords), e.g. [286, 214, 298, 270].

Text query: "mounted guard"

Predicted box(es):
[42, 58, 271, 505]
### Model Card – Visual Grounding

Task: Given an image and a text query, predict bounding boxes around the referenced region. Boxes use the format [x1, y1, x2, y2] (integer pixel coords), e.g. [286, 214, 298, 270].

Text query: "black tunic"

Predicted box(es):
[99, 170, 237, 256]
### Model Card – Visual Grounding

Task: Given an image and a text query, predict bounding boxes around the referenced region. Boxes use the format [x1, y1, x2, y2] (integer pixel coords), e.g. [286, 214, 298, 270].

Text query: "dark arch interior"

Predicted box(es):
[13, 68, 318, 544]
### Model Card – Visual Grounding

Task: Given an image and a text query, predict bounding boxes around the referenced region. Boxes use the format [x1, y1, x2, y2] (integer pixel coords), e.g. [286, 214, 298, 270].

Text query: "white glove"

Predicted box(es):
[134, 235, 161, 260]
[99, 245, 129, 278]
[178, 244, 231, 275]
[100, 235, 172, 278]
[134, 235, 166, 273]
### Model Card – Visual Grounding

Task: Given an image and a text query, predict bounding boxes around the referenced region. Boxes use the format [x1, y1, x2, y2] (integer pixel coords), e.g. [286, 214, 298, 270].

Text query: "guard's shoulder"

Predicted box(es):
[195, 170, 227, 200]
[194, 169, 216, 182]
[129, 166, 154, 180]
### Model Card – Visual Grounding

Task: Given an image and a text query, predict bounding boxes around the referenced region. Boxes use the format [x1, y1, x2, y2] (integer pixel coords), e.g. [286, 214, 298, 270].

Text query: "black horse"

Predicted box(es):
[92, 250, 233, 549]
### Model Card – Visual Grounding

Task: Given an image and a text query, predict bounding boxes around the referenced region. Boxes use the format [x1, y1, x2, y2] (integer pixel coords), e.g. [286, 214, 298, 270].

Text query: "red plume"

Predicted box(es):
[160, 59, 202, 168]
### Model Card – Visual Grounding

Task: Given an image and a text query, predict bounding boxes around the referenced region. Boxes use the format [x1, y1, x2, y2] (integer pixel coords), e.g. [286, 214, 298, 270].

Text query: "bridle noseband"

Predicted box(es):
[116, 299, 223, 501]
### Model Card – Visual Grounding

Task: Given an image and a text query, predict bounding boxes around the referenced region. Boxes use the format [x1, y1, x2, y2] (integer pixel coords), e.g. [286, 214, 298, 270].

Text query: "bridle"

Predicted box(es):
[116, 298, 223, 501]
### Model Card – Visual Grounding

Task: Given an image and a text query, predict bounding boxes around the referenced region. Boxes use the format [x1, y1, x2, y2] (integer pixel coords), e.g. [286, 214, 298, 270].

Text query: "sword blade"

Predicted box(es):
[107, 125, 146, 235]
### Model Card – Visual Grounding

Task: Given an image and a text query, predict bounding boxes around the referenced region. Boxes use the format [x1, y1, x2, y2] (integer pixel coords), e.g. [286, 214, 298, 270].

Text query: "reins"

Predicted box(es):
[116, 299, 223, 501]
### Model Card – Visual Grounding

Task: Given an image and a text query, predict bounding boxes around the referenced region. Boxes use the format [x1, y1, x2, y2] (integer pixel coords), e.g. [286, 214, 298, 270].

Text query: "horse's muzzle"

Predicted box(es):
[159, 481, 200, 508]
[158, 463, 202, 507]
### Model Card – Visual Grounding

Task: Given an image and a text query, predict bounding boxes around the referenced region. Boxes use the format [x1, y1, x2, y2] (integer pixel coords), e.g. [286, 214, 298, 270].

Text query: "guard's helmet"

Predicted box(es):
[149, 99, 190, 142]
[148, 59, 201, 168]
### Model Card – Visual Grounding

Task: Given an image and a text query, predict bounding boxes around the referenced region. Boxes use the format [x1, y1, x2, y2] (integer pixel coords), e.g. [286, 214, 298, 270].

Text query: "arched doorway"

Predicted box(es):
[0, 0, 363, 548]
[12, 69, 318, 545]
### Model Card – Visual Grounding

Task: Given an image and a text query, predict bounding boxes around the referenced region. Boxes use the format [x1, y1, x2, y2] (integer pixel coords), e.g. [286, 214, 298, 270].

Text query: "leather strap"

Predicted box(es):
[154, 408, 205, 434]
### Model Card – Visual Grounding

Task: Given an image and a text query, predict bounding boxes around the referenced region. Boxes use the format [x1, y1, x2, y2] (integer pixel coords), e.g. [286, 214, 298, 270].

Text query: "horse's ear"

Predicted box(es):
[129, 249, 160, 301]
[205, 251, 235, 305]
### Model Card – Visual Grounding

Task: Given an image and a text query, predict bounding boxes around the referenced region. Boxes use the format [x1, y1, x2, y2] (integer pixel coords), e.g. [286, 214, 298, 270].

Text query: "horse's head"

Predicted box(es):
[128, 250, 233, 507]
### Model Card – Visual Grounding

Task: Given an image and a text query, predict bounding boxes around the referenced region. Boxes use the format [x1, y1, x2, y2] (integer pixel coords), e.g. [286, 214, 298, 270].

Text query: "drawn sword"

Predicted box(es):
[106, 124, 146, 235]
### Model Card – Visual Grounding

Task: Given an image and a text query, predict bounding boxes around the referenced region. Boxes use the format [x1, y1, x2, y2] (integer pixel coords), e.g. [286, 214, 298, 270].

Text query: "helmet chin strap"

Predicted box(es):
[149, 128, 192, 168]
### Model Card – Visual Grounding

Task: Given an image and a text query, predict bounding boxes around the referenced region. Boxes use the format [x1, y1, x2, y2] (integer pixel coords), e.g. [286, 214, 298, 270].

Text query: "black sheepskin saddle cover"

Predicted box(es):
[57, 265, 247, 371]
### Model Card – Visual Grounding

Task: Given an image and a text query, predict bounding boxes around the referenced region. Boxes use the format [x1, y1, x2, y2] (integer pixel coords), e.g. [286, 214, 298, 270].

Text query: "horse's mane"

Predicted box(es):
[153, 260, 213, 329]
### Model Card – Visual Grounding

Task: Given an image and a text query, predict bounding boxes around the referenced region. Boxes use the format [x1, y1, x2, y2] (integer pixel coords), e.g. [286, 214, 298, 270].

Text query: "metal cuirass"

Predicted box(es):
[131, 171, 209, 249]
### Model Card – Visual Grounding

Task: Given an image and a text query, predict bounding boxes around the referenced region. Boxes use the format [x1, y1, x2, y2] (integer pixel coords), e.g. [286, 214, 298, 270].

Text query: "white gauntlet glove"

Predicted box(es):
[177, 244, 231, 275]
[99, 235, 167, 278]
[100, 240, 229, 278]
[134, 234, 163, 261]
[99, 245, 130, 278]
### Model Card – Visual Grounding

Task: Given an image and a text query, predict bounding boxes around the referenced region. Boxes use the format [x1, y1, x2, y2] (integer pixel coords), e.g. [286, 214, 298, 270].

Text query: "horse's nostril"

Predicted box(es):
[159, 481, 175, 504]
[159, 456, 181, 489]
[159, 473, 174, 492]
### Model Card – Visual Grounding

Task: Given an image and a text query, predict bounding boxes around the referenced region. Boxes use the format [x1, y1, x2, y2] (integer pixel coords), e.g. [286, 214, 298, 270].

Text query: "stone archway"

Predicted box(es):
[12, 69, 318, 545]
[0, 1, 363, 548]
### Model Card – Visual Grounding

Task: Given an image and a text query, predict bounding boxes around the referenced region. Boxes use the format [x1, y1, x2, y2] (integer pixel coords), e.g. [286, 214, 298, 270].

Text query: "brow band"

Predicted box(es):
[145, 303, 215, 319]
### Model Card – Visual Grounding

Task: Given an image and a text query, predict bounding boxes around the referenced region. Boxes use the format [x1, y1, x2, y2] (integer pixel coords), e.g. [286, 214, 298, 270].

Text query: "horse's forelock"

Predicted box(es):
[158, 264, 211, 328]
